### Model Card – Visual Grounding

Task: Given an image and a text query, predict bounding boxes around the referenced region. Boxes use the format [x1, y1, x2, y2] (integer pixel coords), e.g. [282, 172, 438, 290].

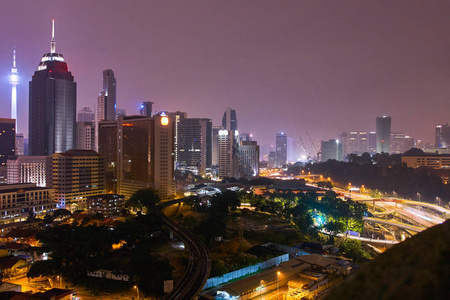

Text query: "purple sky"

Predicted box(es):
[1, 1, 450, 150]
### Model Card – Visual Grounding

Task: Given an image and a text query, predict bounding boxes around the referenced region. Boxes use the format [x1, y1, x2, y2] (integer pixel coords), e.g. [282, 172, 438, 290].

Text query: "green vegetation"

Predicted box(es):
[326, 220, 450, 300]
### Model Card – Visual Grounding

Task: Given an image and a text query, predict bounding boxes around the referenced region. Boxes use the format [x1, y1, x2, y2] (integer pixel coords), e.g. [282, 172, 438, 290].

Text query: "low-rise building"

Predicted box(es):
[86, 194, 125, 217]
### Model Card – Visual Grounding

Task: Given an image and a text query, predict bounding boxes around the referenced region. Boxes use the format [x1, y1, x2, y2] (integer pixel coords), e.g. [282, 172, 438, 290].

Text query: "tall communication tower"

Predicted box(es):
[8, 48, 19, 120]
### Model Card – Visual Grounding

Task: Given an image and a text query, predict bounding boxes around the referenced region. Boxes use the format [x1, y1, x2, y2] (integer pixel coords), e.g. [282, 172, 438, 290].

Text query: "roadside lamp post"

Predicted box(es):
[277, 271, 281, 294]
[134, 285, 140, 299]
[57, 275, 62, 288]
[260, 280, 264, 300]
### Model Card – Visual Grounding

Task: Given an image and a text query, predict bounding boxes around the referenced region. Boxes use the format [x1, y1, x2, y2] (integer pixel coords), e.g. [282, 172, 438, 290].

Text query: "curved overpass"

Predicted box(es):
[157, 199, 211, 300]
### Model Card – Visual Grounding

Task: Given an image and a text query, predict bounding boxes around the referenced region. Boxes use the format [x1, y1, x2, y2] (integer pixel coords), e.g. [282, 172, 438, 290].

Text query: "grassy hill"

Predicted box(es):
[325, 220, 450, 300]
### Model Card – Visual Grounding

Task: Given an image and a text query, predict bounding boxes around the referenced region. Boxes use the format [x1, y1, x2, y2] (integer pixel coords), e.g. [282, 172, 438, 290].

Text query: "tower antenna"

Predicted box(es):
[51, 19, 55, 53]
[9, 47, 19, 121]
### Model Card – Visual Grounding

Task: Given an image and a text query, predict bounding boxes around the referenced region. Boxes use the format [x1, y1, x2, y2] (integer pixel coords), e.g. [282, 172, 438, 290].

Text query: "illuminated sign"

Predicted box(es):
[161, 116, 169, 126]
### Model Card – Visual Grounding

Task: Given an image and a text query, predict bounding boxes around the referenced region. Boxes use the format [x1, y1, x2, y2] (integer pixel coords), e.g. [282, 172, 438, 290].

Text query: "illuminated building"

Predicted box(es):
[390, 132, 414, 154]
[78, 106, 95, 122]
[140, 101, 153, 117]
[435, 124, 450, 148]
[239, 141, 259, 177]
[179, 118, 212, 174]
[402, 153, 450, 169]
[368, 131, 377, 154]
[268, 151, 277, 168]
[97, 69, 117, 122]
[166, 111, 187, 167]
[376, 116, 391, 154]
[8, 49, 19, 121]
[116, 108, 126, 118]
[98, 115, 175, 199]
[321, 140, 343, 162]
[15, 133, 24, 156]
[0, 118, 16, 183]
[7, 156, 47, 187]
[46, 150, 105, 209]
[218, 130, 239, 178]
[287, 137, 300, 163]
[222, 107, 238, 131]
[29, 20, 76, 156]
[87, 194, 125, 217]
[0, 183, 56, 220]
[239, 132, 252, 142]
[276, 132, 287, 167]
[345, 131, 369, 155]
[76, 122, 95, 150]
[212, 126, 222, 166]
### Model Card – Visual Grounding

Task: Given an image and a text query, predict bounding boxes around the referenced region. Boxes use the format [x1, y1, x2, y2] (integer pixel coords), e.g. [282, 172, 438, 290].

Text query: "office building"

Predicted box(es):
[321, 140, 343, 162]
[276, 132, 287, 167]
[87, 194, 125, 217]
[46, 150, 105, 209]
[0, 183, 56, 220]
[239, 141, 259, 177]
[97, 69, 116, 122]
[212, 126, 222, 166]
[239, 133, 252, 142]
[287, 137, 300, 163]
[15, 133, 24, 156]
[218, 130, 239, 178]
[7, 156, 47, 187]
[435, 124, 450, 148]
[76, 122, 95, 150]
[222, 107, 238, 131]
[167, 111, 187, 167]
[346, 131, 369, 155]
[98, 115, 175, 199]
[376, 116, 391, 154]
[390, 132, 414, 154]
[0, 119, 16, 183]
[140, 101, 153, 117]
[179, 118, 212, 174]
[368, 132, 377, 154]
[78, 106, 95, 122]
[29, 20, 76, 156]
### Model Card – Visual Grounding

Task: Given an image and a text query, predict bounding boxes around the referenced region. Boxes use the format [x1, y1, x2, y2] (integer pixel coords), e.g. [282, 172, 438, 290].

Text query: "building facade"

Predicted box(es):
[376, 116, 391, 154]
[86, 194, 125, 217]
[321, 140, 343, 162]
[140, 101, 153, 117]
[390, 132, 414, 154]
[0, 183, 56, 220]
[78, 106, 95, 123]
[97, 69, 116, 123]
[0, 119, 16, 184]
[179, 118, 212, 174]
[46, 150, 105, 209]
[29, 21, 76, 156]
[435, 124, 450, 148]
[6, 156, 47, 187]
[222, 107, 238, 131]
[76, 122, 95, 150]
[218, 129, 239, 178]
[239, 141, 259, 177]
[276, 132, 287, 167]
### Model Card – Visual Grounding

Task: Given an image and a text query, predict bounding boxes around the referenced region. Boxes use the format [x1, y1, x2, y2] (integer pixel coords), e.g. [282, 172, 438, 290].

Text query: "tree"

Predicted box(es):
[126, 188, 160, 213]
[27, 260, 58, 278]
[53, 209, 72, 221]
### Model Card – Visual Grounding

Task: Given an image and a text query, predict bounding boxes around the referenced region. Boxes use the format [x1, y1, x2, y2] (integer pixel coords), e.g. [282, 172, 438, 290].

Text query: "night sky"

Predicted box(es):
[1, 1, 450, 150]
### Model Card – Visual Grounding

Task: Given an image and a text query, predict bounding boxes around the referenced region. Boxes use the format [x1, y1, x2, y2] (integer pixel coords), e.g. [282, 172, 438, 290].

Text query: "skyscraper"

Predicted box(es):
[140, 101, 153, 117]
[8, 49, 19, 121]
[218, 129, 239, 178]
[179, 118, 212, 174]
[321, 140, 343, 162]
[239, 141, 259, 177]
[222, 107, 238, 131]
[29, 20, 76, 156]
[78, 106, 95, 122]
[97, 69, 117, 122]
[212, 126, 222, 166]
[76, 107, 95, 150]
[276, 132, 287, 167]
[376, 116, 391, 154]
[0, 119, 16, 182]
[435, 124, 450, 148]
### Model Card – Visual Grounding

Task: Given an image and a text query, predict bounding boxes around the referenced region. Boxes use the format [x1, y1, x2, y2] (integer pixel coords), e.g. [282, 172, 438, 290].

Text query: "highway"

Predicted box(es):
[157, 200, 211, 300]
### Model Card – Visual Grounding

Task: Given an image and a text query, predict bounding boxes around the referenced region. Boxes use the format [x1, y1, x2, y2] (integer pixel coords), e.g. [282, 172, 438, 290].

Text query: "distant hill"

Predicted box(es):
[325, 220, 450, 300]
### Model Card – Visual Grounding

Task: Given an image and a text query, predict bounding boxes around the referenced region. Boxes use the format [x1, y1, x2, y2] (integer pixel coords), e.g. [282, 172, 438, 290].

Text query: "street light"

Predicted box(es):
[277, 271, 281, 294]
[417, 193, 421, 202]
[134, 285, 140, 299]
[260, 280, 264, 300]
[57, 275, 62, 288]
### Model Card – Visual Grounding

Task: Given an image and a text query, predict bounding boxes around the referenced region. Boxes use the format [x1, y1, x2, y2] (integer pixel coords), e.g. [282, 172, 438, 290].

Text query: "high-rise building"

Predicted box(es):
[212, 126, 222, 166]
[222, 107, 238, 131]
[239, 141, 259, 177]
[8, 49, 19, 121]
[239, 133, 252, 142]
[368, 132, 377, 154]
[321, 140, 343, 162]
[78, 106, 95, 122]
[29, 20, 76, 156]
[0, 119, 16, 183]
[7, 156, 47, 187]
[346, 131, 369, 155]
[97, 69, 116, 122]
[140, 101, 153, 117]
[46, 150, 105, 209]
[218, 130, 239, 178]
[390, 132, 414, 154]
[167, 111, 187, 167]
[268, 151, 277, 168]
[15, 133, 24, 156]
[179, 118, 212, 175]
[98, 115, 175, 199]
[435, 124, 450, 148]
[76, 122, 95, 150]
[116, 108, 126, 118]
[287, 137, 300, 163]
[276, 132, 287, 167]
[376, 116, 391, 154]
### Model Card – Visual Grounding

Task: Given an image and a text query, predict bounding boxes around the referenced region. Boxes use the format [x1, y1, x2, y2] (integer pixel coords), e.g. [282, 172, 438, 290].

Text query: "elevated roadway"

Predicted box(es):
[158, 199, 211, 300]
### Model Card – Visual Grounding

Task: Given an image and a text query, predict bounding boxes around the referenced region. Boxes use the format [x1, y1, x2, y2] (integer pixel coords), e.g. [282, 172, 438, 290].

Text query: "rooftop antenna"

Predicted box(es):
[50, 19, 55, 53]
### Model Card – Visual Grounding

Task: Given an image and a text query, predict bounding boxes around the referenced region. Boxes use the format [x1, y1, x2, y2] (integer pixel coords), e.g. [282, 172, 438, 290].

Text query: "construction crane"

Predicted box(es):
[298, 136, 309, 160]
[306, 131, 320, 160]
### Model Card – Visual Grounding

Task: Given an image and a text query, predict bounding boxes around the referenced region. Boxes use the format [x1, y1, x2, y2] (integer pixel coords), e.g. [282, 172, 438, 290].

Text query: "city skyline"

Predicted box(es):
[1, 1, 450, 147]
